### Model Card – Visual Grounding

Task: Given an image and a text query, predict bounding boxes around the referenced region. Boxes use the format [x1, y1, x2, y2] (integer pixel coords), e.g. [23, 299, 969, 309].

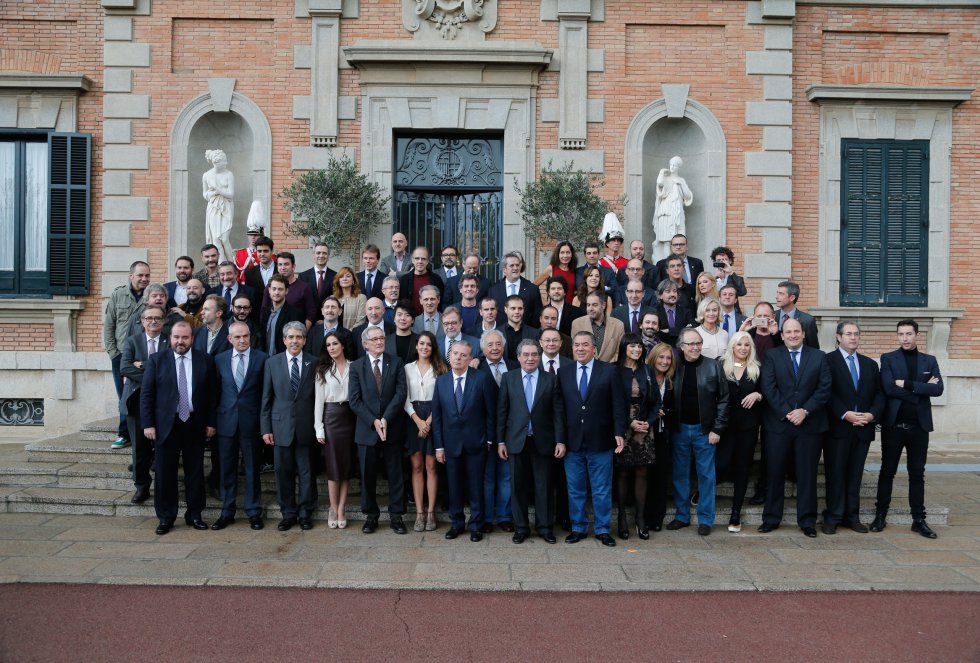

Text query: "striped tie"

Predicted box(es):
[290, 356, 299, 396]
[234, 353, 246, 391]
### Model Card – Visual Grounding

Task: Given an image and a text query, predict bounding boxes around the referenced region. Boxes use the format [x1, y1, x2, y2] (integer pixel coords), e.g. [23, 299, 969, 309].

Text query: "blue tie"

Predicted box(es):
[578, 365, 588, 401]
[725, 313, 732, 336]
[455, 377, 464, 411]
[224, 286, 233, 308]
[790, 350, 800, 378]
[524, 373, 535, 435]
[847, 354, 859, 391]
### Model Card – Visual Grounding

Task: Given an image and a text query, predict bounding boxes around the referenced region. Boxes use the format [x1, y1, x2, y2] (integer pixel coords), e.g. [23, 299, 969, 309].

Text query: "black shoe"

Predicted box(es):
[445, 527, 463, 540]
[911, 519, 938, 539]
[802, 526, 818, 538]
[758, 523, 779, 533]
[870, 513, 887, 532]
[697, 524, 711, 536]
[651, 520, 663, 532]
[362, 518, 378, 534]
[185, 518, 209, 530]
[821, 522, 837, 535]
[470, 531, 483, 542]
[390, 517, 407, 535]
[512, 531, 528, 544]
[155, 521, 172, 535]
[211, 516, 235, 530]
[540, 530, 557, 544]
[131, 487, 150, 504]
[665, 519, 689, 531]
[849, 520, 869, 534]
[127, 463, 133, 472]
[498, 521, 515, 533]
[637, 524, 650, 540]
[299, 518, 313, 530]
[277, 518, 297, 531]
[249, 516, 264, 530]
[617, 513, 630, 540]
[749, 491, 765, 506]
[596, 533, 617, 547]
[565, 531, 587, 544]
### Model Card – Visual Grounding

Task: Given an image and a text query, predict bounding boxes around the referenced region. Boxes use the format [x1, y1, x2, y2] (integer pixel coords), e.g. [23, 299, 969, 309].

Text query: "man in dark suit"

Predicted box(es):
[489, 251, 542, 328]
[474, 328, 517, 533]
[659, 254, 697, 309]
[308, 296, 355, 358]
[759, 318, 831, 537]
[557, 331, 628, 547]
[612, 280, 656, 335]
[260, 321, 318, 531]
[140, 321, 216, 535]
[242, 236, 277, 296]
[621, 240, 658, 290]
[212, 321, 269, 531]
[230, 293, 264, 350]
[718, 284, 746, 337]
[497, 339, 566, 544]
[357, 244, 386, 300]
[543, 277, 583, 337]
[120, 305, 169, 504]
[443, 253, 491, 307]
[192, 295, 232, 357]
[822, 321, 885, 535]
[350, 297, 395, 359]
[655, 280, 694, 347]
[501, 296, 540, 361]
[259, 252, 317, 328]
[433, 244, 460, 283]
[399, 246, 445, 317]
[539, 327, 572, 529]
[164, 256, 195, 309]
[298, 242, 337, 318]
[575, 242, 617, 290]
[611, 262, 660, 308]
[873, 319, 944, 538]
[436, 306, 482, 360]
[433, 339, 497, 541]
[260, 274, 305, 356]
[775, 280, 820, 349]
[539, 306, 574, 357]
[348, 326, 409, 534]
[655, 234, 704, 285]
[213, 262, 257, 324]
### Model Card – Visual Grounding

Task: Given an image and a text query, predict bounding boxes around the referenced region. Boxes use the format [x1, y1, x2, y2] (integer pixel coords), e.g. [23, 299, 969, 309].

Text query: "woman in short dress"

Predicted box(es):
[314, 332, 355, 529]
[403, 331, 448, 532]
[615, 333, 661, 540]
[333, 266, 367, 330]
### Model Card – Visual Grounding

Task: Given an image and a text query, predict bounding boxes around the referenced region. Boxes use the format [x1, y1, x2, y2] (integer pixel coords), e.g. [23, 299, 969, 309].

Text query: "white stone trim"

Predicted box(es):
[0, 299, 85, 352]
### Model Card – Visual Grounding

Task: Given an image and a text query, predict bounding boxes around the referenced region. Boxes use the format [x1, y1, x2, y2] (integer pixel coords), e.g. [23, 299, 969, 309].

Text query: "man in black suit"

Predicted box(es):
[718, 284, 746, 337]
[822, 321, 885, 535]
[443, 253, 491, 307]
[399, 246, 445, 317]
[543, 277, 583, 337]
[298, 242, 337, 319]
[655, 234, 704, 285]
[759, 318, 831, 537]
[213, 262, 257, 324]
[539, 327, 572, 529]
[242, 236, 277, 296]
[654, 280, 693, 347]
[212, 322, 269, 531]
[120, 305, 169, 504]
[489, 251, 542, 328]
[539, 306, 573, 357]
[775, 280, 820, 349]
[574, 242, 617, 290]
[612, 280, 656, 335]
[433, 243, 460, 283]
[164, 256, 195, 309]
[350, 297, 395, 358]
[433, 340, 497, 541]
[660, 254, 697, 309]
[557, 331, 628, 547]
[348, 326, 409, 534]
[260, 321, 318, 531]
[308, 296, 355, 357]
[497, 339, 566, 544]
[357, 243, 386, 300]
[260, 274, 305, 356]
[230, 293, 263, 350]
[501, 295, 540, 361]
[622, 240, 658, 289]
[140, 321, 216, 535]
[611, 260, 660, 308]
[873, 319, 944, 538]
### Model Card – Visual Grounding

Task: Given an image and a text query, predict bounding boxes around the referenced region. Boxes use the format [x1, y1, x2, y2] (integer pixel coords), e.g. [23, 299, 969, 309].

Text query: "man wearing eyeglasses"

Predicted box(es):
[434, 244, 460, 283]
[655, 234, 704, 285]
[230, 293, 263, 350]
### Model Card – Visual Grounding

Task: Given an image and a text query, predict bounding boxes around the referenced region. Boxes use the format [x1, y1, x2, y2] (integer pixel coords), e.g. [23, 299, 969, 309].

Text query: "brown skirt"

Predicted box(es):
[321, 402, 355, 481]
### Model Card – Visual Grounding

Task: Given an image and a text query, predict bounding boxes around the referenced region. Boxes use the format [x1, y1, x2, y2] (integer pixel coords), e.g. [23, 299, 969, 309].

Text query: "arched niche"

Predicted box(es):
[624, 98, 726, 267]
[169, 90, 271, 265]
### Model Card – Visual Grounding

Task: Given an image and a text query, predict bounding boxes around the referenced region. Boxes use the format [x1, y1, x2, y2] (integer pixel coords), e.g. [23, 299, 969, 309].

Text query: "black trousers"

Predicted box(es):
[274, 441, 315, 519]
[550, 456, 569, 526]
[509, 442, 554, 534]
[153, 415, 205, 524]
[358, 441, 406, 519]
[218, 431, 263, 518]
[127, 413, 152, 490]
[716, 425, 759, 516]
[762, 430, 821, 528]
[876, 424, 929, 520]
[824, 431, 871, 525]
[645, 430, 671, 526]
[446, 449, 487, 531]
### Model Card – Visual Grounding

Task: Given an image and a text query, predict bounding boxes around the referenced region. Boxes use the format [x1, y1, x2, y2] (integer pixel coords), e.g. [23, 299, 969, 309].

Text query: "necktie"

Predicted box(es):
[235, 353, 246, 391]
[366, 272, 374, 294]
[725, 313, 732, 335]
[455, 376, 464, 411]
[780, 312, 788, 330]
[224, 286, 233, 308]
[177, 355, 190, 422]
[427, 318, 436, 334]
[148, 337, 156, 355]
[684, 260, 691, 283]
[667, 308, 675, 329]
[316, 270, 324, 296]
[790, 350, 800, 378]
[578, 365, 588, 401]
[447, 337, 456, 359]
[491, 362, 501, 386]
[524, 373, 534, 435]
[631, 310, 638, 334]
[509, 283, 517, 296]
[847, 354, 859, 391]
[373, 359, 382, 391]
[290, 356, 300, 396]
[548, 359, 556, 374]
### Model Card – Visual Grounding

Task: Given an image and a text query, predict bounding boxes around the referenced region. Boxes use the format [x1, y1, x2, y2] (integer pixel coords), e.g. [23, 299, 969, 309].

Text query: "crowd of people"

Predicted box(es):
[103, 220, 944, 543]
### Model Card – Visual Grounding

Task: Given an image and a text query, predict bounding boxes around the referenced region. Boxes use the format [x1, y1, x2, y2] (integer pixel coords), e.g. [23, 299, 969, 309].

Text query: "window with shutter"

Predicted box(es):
[840, 139, 928, 306]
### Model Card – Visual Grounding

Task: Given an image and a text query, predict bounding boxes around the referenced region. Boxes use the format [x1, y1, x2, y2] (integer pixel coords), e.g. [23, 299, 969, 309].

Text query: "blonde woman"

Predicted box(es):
[695, 297, 728, 359]
[646, 341, 676, 531]
[694, 271, 720, 306]
[717, 331, 763, 532]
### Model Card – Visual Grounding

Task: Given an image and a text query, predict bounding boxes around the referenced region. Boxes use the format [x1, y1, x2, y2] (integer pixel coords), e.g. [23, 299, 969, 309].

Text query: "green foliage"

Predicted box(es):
[278, 154, 390, 263]
[515, 161, 614, 250]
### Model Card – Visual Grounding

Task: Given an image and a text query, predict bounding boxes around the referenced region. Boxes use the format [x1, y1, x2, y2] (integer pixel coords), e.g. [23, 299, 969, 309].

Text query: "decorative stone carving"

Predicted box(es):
[203, 149, 235, 263]
[403, 0, 497, 40]
[652, 156, 694, 263]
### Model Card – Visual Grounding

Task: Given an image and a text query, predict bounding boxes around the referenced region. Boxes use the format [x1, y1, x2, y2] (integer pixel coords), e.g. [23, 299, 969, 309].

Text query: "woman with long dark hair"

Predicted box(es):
[533, 240, 578, 304]
[314, 332, 355, 529]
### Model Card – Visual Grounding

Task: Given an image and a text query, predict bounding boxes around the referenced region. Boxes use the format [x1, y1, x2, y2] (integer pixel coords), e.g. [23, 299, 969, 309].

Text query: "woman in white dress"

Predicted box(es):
[695, 297, 729, 359]
[202, 149, 235, 263]
[314, 332, 354, 529]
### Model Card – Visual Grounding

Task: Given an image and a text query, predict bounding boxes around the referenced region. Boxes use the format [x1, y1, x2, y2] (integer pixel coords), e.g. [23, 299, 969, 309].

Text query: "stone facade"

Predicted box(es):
[0, 0, 976, 441]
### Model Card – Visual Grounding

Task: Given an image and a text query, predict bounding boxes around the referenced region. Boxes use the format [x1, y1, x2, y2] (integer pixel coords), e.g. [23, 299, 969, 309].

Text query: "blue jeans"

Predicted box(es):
[564, 449, 613, 535]
[671, 423, 716, 525]
[483, 451, 512, 523]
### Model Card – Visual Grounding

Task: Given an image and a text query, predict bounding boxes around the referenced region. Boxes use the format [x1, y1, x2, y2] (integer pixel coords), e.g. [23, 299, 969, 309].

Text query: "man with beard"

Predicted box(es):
[214, 261, 256, 323]
[230, 293, 262, 350]
[639, 311, 663, 353]
[261, 251, 316, 329]
[173, 278, 207, 327]
[193, 244, 221, 290]
[164, 256, 194, 308]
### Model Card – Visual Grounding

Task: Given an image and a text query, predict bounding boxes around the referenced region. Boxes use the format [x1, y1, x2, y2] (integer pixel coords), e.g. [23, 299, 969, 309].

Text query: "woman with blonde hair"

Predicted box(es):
[332, 266, 367, 330]
[694, 270, 719, 306]
[716, 331, 763, 532]
[695, 297, 728, 359]
[644, 341, 676, 532]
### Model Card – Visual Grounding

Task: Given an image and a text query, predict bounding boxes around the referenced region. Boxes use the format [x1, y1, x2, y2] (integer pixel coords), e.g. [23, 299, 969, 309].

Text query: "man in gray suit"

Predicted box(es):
[497, 339, 566, 544]
[260, 321, 318, 531]
[379, 232, 410, 276]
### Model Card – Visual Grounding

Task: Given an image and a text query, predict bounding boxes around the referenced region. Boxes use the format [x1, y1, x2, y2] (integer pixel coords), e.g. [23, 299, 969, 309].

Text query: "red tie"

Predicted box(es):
[316, 271, 324, 297]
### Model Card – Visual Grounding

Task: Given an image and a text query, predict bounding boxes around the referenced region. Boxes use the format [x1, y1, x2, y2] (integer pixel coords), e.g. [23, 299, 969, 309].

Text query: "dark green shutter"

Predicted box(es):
[48, 132, 91, 295]
[840, 139, 928, 306]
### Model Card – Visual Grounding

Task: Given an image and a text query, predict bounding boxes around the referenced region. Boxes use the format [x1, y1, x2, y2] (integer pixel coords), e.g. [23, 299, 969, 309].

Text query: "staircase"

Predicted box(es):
[0, 418, 948, 525]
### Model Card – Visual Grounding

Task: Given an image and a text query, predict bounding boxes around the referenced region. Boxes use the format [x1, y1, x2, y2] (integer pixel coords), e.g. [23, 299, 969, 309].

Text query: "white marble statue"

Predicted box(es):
[202, 149, 235, 263]
[651, 156, 693, 263]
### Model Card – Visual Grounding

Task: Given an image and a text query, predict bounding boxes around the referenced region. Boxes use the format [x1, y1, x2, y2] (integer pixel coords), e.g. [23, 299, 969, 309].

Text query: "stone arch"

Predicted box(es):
[169, 88, 272, 263]
[624, 96, 726, 267]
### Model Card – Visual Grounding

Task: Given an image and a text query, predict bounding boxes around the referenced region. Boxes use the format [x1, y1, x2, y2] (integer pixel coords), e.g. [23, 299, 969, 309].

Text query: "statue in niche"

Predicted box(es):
[202, 149, 235, 263]
[651, 156, 693, 263]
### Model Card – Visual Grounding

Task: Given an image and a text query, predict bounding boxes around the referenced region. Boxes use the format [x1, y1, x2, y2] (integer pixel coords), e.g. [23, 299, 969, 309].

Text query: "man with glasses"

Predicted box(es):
[438, 306, 482, 361]
[612, 278, 656, 334]
[230, 293, 262, 350]
[655, 234, 704, 285]
[214, 261, 256, 323]
[434, 244, 460, 283]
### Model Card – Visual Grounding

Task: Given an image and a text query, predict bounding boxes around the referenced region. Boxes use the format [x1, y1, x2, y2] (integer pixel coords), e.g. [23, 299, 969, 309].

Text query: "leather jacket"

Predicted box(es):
[669, 356, 730, 436]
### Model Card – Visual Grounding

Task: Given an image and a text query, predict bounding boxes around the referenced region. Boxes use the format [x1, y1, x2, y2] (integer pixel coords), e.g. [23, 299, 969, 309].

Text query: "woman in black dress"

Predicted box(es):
[616, 334, 661, 540]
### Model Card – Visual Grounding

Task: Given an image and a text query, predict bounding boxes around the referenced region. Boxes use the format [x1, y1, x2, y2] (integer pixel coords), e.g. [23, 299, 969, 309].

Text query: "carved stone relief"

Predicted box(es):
[403, 0, 497, 40]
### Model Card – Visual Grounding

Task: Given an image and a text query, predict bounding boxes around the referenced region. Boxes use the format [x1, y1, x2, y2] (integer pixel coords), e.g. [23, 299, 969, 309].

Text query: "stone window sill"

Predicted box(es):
[0, 298, 85, 352]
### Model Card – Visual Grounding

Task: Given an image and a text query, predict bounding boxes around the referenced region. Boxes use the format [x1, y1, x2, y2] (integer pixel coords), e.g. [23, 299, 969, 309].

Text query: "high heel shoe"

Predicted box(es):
[327, 508, 338, 529]
[636, 523, 650, 540]
[617, 512, 630, 540]
[728, 513, 742, 533]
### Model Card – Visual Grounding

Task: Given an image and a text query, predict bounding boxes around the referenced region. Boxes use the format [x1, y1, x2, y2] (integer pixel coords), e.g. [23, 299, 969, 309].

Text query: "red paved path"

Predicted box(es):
[1, 585, 977, 662]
